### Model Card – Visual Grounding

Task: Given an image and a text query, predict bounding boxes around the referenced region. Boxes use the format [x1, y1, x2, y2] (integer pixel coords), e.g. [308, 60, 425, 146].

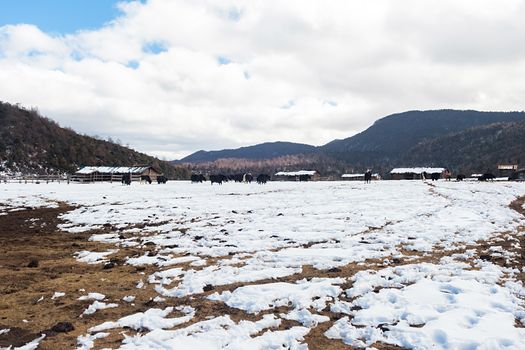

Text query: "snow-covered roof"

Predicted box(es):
[76, 166, 152, 175]
[274, 170, 317, 176]
[390, 167, 445, 174]
[341, 173, 379, 178]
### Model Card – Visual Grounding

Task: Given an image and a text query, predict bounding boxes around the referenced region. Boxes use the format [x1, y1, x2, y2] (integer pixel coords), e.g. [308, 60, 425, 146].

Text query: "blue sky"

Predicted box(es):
[0, 0, 126, 34]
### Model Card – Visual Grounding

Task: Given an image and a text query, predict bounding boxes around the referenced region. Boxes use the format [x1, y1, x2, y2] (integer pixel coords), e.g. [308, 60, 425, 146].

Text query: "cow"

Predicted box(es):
[121, 173, 131, 185]
[478, 173, 495, 181]
[430, 173, 440, 181]
[210, 174, 228, 185]
[364, 170, 372, 184]
[299, 174, 311, 182]
[141, 175, 152, 184]
[256, 174, 271, 184]
[191, 174, 206, 183]
[157, 175, 168, 184]
[456, 174, 466, 181]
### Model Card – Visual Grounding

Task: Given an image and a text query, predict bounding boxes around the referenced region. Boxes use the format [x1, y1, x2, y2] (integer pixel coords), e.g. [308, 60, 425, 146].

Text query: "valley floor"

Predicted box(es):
[1, 181, 525, 349]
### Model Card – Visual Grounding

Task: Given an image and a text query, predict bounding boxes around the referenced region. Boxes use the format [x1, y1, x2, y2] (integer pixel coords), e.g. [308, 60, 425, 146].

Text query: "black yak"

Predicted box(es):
[256, 174, 271, 184]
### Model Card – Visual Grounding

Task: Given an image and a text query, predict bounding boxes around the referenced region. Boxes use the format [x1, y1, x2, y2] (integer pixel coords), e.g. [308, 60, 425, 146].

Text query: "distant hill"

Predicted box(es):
[403, 121, 525, 174]
[321, 110, 525, 169]
[0, 102, 190, 178]
[179, 109, 525, 176]
[179, 141, 317, 163]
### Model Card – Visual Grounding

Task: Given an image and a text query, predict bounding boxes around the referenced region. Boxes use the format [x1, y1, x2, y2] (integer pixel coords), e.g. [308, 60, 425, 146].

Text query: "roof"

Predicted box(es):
[76, 166, 153, 175]
[497, 164, 518, 170]
[274, 170, 317, 176]
[341, 173, 379, 178]
[390, 167, 445, 174]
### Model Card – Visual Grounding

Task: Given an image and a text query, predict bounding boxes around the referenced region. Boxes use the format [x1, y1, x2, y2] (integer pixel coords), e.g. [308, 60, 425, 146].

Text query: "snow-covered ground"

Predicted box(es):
[1, 180, 525, 349]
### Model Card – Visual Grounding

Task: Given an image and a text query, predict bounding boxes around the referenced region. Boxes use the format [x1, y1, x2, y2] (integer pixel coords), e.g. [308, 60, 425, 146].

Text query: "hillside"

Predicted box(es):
[0, 102, 190, 178]
[179, 141, 317, 163]
[403, 121, 525, 174]
[321, 110, 525, 168]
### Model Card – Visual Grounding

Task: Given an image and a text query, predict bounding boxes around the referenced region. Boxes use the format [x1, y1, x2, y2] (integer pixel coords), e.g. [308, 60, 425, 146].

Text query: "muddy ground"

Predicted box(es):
[0, 197, 524, 349]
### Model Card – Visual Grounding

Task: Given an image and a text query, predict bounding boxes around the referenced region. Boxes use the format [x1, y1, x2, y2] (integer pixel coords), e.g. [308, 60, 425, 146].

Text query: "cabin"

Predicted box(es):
[509, 168, 525, 181]
[497, 164, 518, 178]
[390, 167, 445, 180]
[341, 173, 381, 181]
[71, 166, 162, 183]
[274, 170, 320, 181]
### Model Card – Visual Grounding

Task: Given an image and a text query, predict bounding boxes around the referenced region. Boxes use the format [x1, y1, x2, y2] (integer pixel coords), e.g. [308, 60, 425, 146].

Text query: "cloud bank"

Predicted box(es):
[1, 0, 524, 159]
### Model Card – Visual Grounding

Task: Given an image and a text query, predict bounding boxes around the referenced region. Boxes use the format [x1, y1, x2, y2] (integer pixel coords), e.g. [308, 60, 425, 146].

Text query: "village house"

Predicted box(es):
[390, 167, 446, 180]
[71, 166, 162, 183]
[497, 164, 518, 178]
[273, 170, 320, 181]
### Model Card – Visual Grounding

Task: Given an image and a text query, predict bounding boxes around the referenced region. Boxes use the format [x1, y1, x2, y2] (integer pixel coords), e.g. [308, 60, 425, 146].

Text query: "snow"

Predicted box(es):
[74, 250, 118, 264]
[51, 292, 65, 300]
[78, 293, 106, 301]
[122, 295, 136, 303]
[82, 301, 118, 316]
[90, 306, 195, 332]
[390, 167, 445, 174]
[274, 170, 316, 176]
[116, 314, 309, 350]
[2, 180, 525, 349]
[10, 335, 46, 350]
[0, 329, 9, 336]
[208, 278, 345, 314]
[326, 261, 525, 348]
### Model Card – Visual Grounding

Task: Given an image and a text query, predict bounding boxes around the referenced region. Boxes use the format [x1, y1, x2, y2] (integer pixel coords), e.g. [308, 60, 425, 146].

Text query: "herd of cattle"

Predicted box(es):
[192, 173, 272, 185]
[120, 172, 501, 185]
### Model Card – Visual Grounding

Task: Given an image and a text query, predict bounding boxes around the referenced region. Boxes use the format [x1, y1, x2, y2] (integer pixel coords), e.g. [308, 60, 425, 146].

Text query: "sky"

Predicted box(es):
[1, 0, 525, 160]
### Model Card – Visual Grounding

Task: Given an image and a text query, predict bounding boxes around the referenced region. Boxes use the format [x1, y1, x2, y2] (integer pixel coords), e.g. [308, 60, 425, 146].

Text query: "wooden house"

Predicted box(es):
[390, 167, 445, 180]
[274, 170, 320, 181]
[497, 164, 518, 178]
[71, 165, 162, 183]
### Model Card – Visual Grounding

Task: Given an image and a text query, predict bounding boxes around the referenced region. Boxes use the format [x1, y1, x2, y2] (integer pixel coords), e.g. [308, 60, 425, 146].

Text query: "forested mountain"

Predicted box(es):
[402, 121, 525, 174]
[0, 102, 190, 178]
[181, 109, 525, 176]
[320, 110, 525, 168]
[179, 141, 317, 163]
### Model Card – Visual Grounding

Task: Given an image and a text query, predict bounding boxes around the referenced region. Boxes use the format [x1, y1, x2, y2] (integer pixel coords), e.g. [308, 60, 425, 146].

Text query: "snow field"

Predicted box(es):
[1, 180, 525, 349]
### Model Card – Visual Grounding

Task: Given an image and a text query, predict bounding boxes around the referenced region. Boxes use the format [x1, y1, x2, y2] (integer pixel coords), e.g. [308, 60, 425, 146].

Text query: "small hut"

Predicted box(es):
[72, 165, 162, 183]
[509, 168, 525, 181]
[274, 170, 320, 181]
[497, 164, 518, 178]
[390, 167, 445, 180]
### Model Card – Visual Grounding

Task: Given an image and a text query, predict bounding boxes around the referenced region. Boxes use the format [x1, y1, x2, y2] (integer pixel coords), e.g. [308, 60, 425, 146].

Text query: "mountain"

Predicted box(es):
[321, 110, 525, 168]
[179, 141, 317, 163]
[179, 109, 525, 176]
[403, 121, 525, 174]
[0, 102, 190, 178]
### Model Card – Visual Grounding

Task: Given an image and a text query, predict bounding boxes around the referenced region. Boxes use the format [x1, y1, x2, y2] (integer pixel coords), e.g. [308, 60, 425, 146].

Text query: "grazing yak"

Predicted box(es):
[121, 173, 131, 185]
[243, 173, 254, 183]
[456, 174, 466, 181]
[364, 170, 372, 184]
[478, 173, 496, 181]
[210, 174, 228, 185]
[430, 172, 440, 181]
[157, 175, 168, 184]
[191, 174, 206, 183]
[141, 175, 152, 184]
[256, 174, 271, 184]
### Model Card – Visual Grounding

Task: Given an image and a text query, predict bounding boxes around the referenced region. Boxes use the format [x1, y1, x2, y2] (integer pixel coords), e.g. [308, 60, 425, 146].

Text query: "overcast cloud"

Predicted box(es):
[1, 0, 524, 159]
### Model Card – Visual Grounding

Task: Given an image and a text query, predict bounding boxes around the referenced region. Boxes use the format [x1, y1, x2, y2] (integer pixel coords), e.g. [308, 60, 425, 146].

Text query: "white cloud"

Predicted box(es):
[1, 0, 525, 159]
